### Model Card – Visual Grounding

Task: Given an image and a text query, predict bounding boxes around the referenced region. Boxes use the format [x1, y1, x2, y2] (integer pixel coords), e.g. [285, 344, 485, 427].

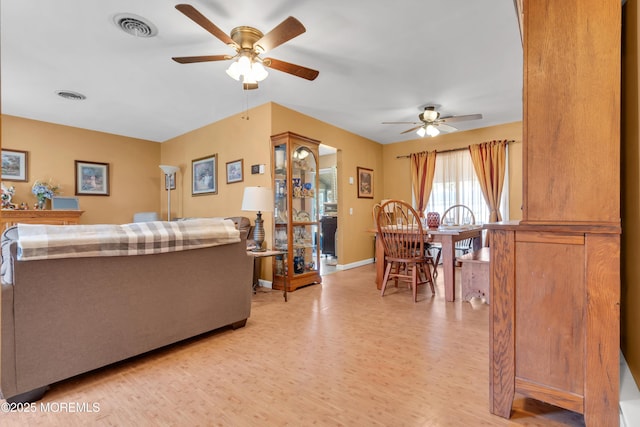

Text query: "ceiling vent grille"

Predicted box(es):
[55, 90, 86, 100]
[114, 14, 158, 37]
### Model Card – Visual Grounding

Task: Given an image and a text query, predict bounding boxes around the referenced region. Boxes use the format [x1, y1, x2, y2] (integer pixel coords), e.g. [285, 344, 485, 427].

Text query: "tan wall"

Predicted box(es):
[160, 103, 273, 221]
[622, 0, 640, 384]
[1, 115, 160, 224]
[381, 121, 523, 221]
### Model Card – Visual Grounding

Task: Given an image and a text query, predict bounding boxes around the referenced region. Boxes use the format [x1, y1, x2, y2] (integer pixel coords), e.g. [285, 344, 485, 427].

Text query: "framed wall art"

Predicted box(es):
[75, 160, 110, 196]
[192, 154, 217, 195]
[165, 173, 176, 190]
[1, 149, 28, 182]
[226, 159, 243, 184]
[357, 166, 374, 199]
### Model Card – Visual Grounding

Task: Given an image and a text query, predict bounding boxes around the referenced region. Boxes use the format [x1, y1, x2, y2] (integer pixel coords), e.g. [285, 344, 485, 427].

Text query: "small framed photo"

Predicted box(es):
[1, 149, 28, 182]
[357, 166, 374, 199]
[75, 160, 110, 196]
[165, 173, 176, 190]
[226, 159, 244, 184]
[192, 154, 217, 195]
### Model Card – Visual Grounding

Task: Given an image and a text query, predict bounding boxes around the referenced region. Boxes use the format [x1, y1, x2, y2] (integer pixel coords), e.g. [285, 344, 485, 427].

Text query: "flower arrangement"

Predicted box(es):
[32, 179, 60, 204]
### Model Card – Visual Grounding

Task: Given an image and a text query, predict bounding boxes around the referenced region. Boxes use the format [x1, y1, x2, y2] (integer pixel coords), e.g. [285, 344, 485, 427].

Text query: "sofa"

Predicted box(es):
[0, 217, 253, 403]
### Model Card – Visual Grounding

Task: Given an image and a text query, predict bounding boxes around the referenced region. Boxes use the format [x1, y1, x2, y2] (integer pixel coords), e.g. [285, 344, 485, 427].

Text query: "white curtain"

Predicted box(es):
[424, 149, 509, 224]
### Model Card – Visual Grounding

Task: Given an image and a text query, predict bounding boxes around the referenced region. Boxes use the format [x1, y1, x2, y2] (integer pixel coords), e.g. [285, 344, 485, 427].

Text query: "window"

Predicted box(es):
[423, 149, 509, 224]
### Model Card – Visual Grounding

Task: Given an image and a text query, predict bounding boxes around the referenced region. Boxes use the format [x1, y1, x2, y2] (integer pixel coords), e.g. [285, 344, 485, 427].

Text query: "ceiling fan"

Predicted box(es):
[383, 106, 482, 137]
[171, 4, 319, 90]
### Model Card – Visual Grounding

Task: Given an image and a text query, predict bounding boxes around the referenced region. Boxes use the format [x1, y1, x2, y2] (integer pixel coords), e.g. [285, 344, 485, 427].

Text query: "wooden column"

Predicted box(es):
[487, 0, 621, 425]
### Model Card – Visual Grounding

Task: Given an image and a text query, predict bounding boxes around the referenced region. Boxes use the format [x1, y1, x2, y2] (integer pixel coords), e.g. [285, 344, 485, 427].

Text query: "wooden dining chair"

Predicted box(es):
[376, 200, 435, 302]
[433, 204, 477, 266]
[441, 204, 476, 227]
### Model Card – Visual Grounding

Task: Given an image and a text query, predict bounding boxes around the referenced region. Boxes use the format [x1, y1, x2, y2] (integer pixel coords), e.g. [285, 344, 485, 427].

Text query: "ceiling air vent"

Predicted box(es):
[55, 90, 86, 100]
[113, 13, 158, 37]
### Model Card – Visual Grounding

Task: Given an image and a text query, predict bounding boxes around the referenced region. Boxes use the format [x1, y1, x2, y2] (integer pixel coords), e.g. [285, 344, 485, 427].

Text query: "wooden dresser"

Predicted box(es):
[485, 1, 621, 426]
[0, 210, 84, 231]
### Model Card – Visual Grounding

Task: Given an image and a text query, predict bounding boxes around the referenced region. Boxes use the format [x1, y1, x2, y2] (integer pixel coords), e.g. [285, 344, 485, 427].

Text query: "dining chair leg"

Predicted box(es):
[381, 261, 393, 296]
[417, 262, 434, 295]
[392, 263, 401, 288]
[411, 263, 418, 302]
[426, 264, 435, 294]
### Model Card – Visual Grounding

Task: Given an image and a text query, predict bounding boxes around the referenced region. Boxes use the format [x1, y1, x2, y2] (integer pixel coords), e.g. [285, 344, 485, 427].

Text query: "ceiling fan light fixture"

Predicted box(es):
[226, 54, 268, 85]
[252, 62, 269, 82]
[416, 127, 427, 137]
[422, 109, 439, 122]
[426, 124, 440, 137]
[243, 74, 257, 85]
[226, 62, 241, 80]
[237, 55, 252, 75]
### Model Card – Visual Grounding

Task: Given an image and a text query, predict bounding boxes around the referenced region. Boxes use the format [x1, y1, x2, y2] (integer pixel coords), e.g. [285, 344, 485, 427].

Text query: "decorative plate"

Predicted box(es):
[297, 210, 310, 221]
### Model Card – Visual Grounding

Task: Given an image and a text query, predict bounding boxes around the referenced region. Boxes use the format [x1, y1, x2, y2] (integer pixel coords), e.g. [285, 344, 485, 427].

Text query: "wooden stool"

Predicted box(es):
[458, 247, 490, 303]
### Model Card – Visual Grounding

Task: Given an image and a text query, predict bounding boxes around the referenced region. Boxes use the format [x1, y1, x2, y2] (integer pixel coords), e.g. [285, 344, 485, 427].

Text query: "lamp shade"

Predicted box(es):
[159, 165, 179, 175]
[241, 187, 274, 212]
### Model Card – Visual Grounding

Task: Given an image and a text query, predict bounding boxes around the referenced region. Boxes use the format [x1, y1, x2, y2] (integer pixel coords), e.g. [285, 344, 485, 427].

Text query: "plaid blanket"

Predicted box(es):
[16, 218, 240, 261]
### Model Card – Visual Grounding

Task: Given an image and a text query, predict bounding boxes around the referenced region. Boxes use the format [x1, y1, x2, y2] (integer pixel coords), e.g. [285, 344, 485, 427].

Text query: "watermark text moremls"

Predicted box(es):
[0, 401, 101, 413]
[39, 402, 101, 413]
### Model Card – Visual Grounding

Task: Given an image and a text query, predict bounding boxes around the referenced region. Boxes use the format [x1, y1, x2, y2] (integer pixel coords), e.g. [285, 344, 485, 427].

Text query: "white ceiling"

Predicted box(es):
[1, 1, 523, 145]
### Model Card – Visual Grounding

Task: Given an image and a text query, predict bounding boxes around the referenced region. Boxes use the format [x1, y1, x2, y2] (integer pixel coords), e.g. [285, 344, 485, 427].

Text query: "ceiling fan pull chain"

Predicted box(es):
[241, 88, 250, 120]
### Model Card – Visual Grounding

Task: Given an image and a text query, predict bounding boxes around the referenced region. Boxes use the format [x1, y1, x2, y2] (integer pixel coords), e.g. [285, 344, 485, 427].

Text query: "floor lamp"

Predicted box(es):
[159, 165, 179, 221]
[241, 186, 274, 252]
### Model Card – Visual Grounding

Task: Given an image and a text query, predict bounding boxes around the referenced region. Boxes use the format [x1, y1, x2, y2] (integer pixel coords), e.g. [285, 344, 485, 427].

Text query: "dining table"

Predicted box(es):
[371, 225, 483, 302]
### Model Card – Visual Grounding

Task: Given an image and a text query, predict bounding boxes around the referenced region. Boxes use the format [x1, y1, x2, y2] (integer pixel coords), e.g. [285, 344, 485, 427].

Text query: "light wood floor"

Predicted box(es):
[2, 264, 587, 426]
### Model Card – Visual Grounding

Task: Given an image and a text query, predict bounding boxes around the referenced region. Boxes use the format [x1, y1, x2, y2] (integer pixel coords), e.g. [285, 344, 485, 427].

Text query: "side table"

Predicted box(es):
[246, 249, 288, 301]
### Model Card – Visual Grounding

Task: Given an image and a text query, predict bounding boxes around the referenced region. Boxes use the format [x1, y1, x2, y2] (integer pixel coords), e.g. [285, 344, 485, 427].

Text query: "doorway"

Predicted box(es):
[318, 144, 338, 275]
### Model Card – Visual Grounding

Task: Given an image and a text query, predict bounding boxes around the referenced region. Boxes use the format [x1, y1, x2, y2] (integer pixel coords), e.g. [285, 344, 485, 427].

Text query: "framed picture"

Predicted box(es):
[1, 149, 28, 181]
[75, 160, 110, 196]
[165, 173, 176, 190]
[192, 154, 217, 195]
[357, 167, 374, 199]
[226, 159, 244, 184]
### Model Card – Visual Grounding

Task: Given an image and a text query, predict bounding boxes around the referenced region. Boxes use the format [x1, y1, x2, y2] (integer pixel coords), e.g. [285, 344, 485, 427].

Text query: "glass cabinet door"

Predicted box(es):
[274, 143, 288, 251]
[291, 146, 318, 276]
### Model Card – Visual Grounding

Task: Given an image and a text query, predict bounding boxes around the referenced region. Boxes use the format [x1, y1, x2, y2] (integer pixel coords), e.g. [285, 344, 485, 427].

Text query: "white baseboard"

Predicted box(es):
[620, 351, 640, 427]
[258, 279, 272, 289]
[257, 258, 374, 288]
[336, 258, 374, 271]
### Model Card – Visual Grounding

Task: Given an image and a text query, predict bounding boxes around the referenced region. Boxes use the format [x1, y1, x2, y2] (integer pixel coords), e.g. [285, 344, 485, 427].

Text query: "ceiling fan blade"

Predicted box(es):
[439, 113, 483, 123]
[438, 123, 458, 133]
[401, 125, 423, 135]
[255, 17, 306, 53]
[243, 83, 259, 90]
[175, 4, 236, 47]
[263, 58, 319, 80]
[172, 55, 230, 64]
[382, 121, 421, 125]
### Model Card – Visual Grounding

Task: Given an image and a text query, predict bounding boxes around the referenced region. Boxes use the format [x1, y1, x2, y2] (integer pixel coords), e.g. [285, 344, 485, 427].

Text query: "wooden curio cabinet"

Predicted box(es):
[271, 132, 322, 292]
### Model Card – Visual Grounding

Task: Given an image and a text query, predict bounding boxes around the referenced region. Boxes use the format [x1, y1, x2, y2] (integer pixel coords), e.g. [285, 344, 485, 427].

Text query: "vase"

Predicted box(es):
[293, 256, 305, 274]
[37, 199, 47, 210]
[426, 212, 440, 229]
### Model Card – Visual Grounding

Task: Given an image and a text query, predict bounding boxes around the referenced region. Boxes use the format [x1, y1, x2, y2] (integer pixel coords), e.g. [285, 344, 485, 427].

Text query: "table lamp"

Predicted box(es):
[159, 165, 179, 221]
[241, 186, 274, 252]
